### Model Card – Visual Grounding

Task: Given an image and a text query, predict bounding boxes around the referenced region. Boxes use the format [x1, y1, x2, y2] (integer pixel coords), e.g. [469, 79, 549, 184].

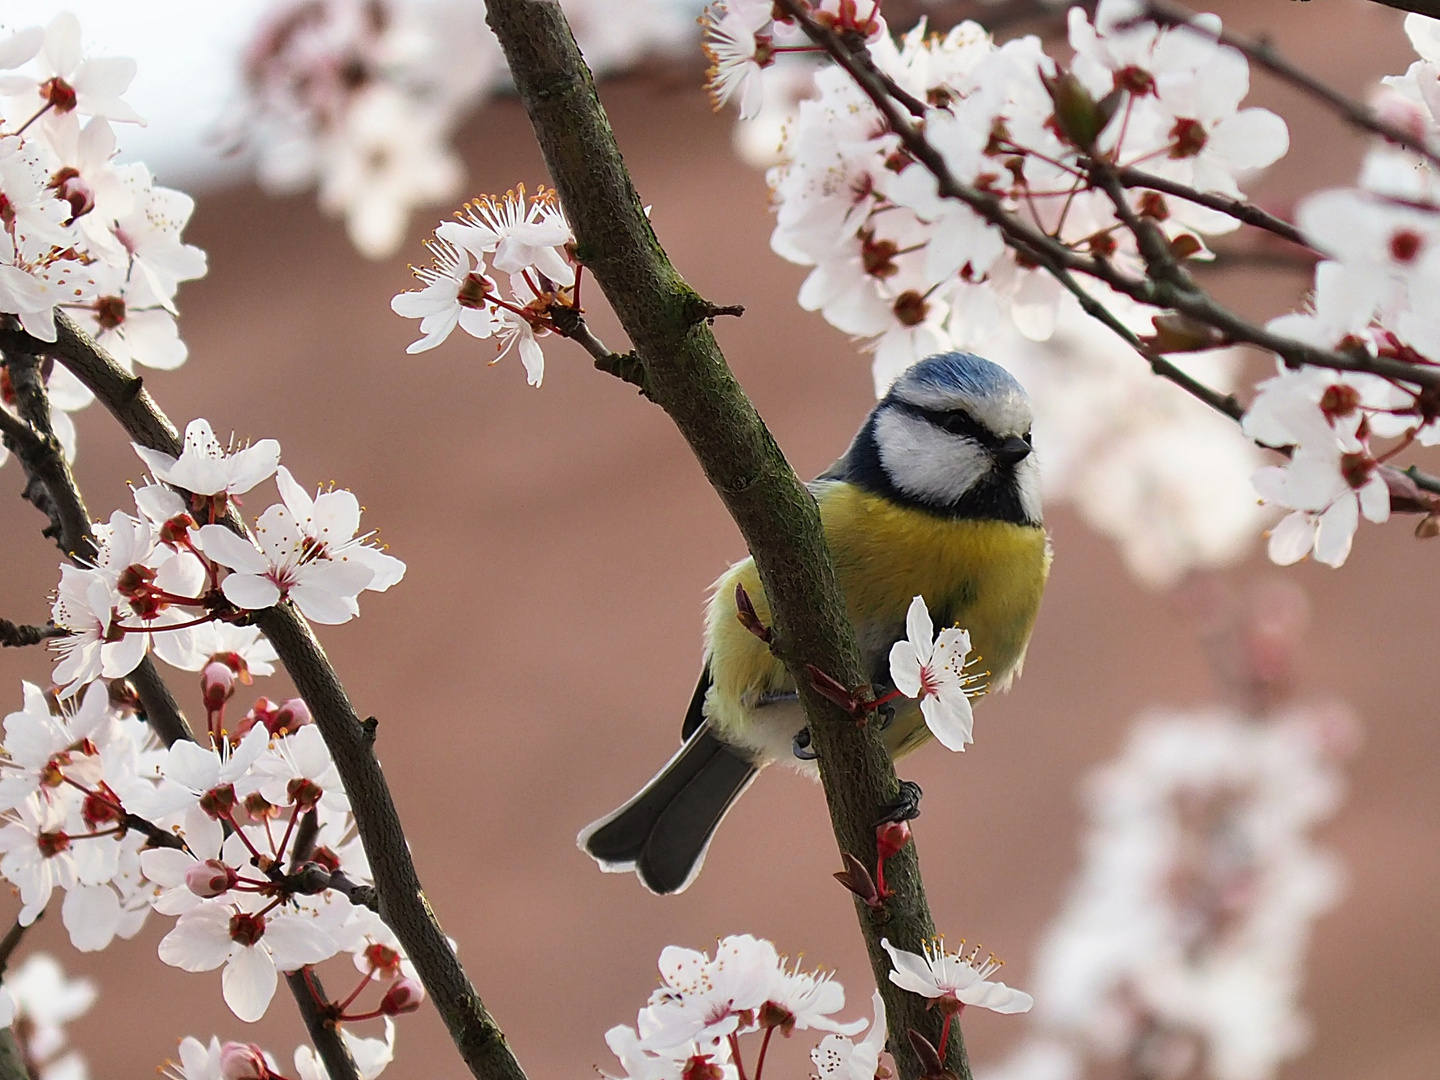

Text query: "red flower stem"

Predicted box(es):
[728, 1033, 750, 1080]
[875, 854, 888, 897]
[753, 1027, 775, 1080]
[938, 1013, 953, 1060]
[336, 1007, 384, 1022]
[276, 810, 301, 865]
[68, 826, 123, 840]
[335, 968, 376, 1013]
[300, 965, 329, 1009]
[11, 101, 52, 137]
[221, 812, 267, 863]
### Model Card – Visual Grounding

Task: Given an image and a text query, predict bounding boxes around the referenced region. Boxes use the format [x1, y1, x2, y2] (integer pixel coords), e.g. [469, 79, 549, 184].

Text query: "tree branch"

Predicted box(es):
[35, 313, 524, 1080]
[482, 5, 960, 1079]
[1115, 166, 1309, 248]
[0, 619, 67, 648]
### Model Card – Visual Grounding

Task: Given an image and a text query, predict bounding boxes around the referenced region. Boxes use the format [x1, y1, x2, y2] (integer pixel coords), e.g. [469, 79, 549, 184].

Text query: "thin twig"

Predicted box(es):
[0, 619, 67, 648]
[1115, 165, 1309, 248]
[548, 308, 649, 393]
[0, 916, 33, 981]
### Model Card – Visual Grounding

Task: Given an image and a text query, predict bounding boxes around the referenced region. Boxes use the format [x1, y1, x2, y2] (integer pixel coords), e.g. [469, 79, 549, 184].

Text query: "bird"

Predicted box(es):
[578, 351, 1051, 894]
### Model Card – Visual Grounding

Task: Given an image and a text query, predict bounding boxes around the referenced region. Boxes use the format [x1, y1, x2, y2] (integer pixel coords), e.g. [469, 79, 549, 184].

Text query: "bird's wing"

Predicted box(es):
[680, 665, 712, 741]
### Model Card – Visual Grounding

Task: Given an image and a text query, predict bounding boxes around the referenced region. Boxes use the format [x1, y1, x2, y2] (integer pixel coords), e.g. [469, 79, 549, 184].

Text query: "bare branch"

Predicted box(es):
[1115, 166, 1310, 248]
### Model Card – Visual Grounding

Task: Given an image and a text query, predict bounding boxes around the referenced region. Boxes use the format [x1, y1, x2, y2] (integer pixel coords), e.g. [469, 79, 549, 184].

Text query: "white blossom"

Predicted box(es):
[888, 595, 982, 752]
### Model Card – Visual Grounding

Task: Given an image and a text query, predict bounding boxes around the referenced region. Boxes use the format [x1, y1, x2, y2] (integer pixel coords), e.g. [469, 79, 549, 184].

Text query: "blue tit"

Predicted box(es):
[578, 351, 1051, 894]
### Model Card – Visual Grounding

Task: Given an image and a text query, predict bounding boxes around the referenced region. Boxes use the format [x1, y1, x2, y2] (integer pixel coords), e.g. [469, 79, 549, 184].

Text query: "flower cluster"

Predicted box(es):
[0, 14, 205, 360]
[47, 418, 403, 697]
[751, 0, 1285, 385]
[1235, 13, 1440, 566]
[984, 706, 1353, 1080]
[0, 13, 206, 471]
[391, 186, 579, 385]
[604, 932, 1031, 1080]
[0, 671, 423, 1029]
[719, 0, 1276, 586]
[231, 0, 689, 258]
[604, 934, 878, 1080]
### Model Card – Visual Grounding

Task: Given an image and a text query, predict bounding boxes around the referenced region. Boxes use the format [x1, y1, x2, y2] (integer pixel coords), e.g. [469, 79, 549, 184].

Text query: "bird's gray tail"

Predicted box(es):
[578, 722, 758, 895]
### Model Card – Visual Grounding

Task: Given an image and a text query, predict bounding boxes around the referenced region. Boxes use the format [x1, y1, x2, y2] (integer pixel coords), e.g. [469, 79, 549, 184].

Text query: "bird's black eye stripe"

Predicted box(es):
[901, 403, 998, 446]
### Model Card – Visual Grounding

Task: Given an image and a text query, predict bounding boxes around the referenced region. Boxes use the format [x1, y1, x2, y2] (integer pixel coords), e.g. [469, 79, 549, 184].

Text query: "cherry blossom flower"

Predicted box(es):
[0, 12, 144, 126]
[0, 793, 81, 924]
[197, 514, 375, 626]
[273, 466, 406, 596]
[881, 937, 1033, 1015]
[700, 2, 777, 120]
[768, 959, 867, 1037]
[390, 236, 504, 354]
[888, 595, 983, 752]
[245, 725, 349, 815]
[133, 419, 280, 501]
[437, 185, 575, 287]
[810, 991, 887, 1080]
[50, 565, 124, 696]
[0, 680, 109, 812]
[164, 621, 279, 680]
[158, 896, 338, 1022]
[639, 934, 786, 1051]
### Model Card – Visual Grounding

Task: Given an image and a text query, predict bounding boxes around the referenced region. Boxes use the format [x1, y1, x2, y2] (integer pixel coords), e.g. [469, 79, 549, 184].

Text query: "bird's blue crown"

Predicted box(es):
[884, 351, 1027, 408]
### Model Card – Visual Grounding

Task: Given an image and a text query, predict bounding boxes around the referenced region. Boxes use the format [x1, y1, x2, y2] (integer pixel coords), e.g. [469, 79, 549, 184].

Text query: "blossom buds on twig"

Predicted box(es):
[186, 860, 239, 899]
[906, 1029, 951, 1080]
[834, 851, 884, 910]
[219, 1041, 272, 1080]
[379, 977, 426, 1016]
[733, 582, 772, 643]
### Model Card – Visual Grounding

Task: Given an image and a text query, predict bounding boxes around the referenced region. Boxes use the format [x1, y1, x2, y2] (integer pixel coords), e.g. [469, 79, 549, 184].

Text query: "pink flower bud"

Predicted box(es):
[186, 858, 238, 898]
[876, 819, 912, 860]
[201, 662, 236, 710]
[379, 977, 425, 1015]
[274, 697, 312, 733]
[220, 1041, 270, 1080]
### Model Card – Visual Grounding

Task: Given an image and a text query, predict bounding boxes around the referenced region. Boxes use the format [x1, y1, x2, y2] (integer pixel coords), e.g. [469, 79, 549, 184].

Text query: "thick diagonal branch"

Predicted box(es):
[38, 313, 523, 1080]
[482, 5, 959, 1079]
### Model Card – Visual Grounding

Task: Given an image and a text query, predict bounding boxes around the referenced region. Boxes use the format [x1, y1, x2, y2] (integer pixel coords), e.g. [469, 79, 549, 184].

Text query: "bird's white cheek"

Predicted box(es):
[875, 410, 991, 505]
[1016, 456, 1043, 524]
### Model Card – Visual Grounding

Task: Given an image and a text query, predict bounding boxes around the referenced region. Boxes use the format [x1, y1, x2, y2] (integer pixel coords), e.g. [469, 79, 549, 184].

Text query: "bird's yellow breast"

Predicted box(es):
[704, 482, 1051, 762]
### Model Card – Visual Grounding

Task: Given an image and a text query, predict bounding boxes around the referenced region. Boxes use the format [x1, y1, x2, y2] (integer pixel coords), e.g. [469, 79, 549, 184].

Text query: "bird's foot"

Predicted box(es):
[874, 780, 923, 826]
[792, 727, 819, 760]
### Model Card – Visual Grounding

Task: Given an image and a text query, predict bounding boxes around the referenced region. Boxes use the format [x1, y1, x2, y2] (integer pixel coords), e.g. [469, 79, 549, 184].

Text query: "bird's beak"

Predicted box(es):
[994, 436, 1032, 467]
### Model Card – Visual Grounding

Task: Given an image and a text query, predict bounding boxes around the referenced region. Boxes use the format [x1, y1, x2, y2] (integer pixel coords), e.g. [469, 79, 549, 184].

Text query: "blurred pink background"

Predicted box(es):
[0, 1, 1436, 1077]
